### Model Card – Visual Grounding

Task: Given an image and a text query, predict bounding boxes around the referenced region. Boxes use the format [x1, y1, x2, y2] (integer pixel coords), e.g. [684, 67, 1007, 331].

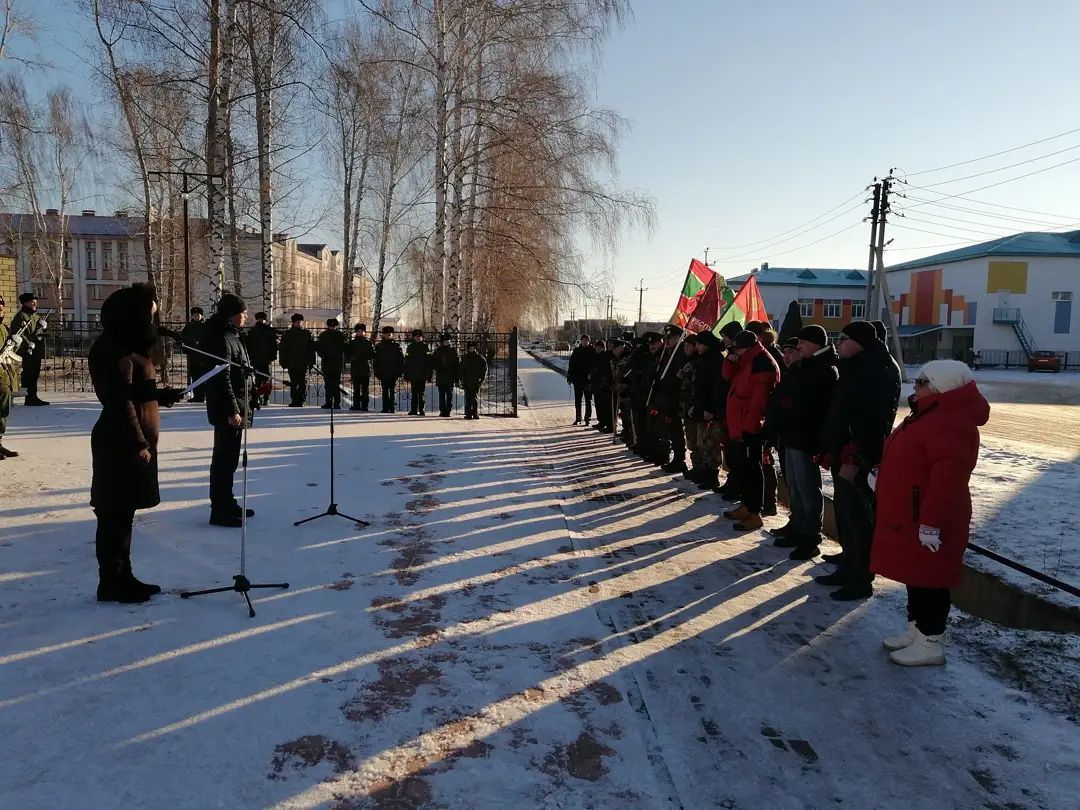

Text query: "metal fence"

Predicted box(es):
[36, 322, 519, 417]
[899, 347, 1080, 370]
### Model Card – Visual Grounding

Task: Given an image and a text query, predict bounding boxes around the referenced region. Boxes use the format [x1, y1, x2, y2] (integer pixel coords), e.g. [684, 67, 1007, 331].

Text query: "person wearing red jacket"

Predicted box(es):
[721, 330, 780, 531]
[870, 360, 990, 666]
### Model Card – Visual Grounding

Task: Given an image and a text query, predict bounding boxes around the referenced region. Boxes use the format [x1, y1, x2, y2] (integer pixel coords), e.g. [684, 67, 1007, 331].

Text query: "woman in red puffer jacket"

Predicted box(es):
[870, 360, 990, 667]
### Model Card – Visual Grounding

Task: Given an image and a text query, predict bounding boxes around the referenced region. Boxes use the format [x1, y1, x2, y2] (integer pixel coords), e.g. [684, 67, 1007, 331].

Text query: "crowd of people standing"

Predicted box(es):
[561, 318, 990, 667]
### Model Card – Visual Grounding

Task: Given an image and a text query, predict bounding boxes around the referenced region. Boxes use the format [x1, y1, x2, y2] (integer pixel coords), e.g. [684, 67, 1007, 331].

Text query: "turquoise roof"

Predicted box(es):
[889, 230, 1080, 271]
[728, 267, 867, 288]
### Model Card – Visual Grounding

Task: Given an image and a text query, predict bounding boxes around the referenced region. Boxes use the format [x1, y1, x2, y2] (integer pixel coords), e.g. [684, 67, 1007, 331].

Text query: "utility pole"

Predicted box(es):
[863, 182, 882, 314]
[635, 278, 648, 326]
[868, 172, 907, 379]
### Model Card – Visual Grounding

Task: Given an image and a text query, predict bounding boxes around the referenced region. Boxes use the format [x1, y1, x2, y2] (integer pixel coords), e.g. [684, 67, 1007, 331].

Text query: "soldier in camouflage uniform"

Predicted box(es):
[613, 335, 634, 444]
[650, 324, 687, 471]
[678, 334, 701, 479]
[627, 333, 660, 457]
[0, 295, 20, 459]
[693, 330, 728, 490]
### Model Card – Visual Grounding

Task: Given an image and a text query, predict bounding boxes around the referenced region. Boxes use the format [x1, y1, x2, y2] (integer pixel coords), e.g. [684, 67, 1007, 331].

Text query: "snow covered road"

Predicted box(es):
[1, 354, 1078, 809]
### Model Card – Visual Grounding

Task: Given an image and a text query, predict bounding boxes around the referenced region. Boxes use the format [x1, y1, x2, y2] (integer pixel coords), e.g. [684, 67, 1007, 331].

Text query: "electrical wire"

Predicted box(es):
[905, 125, 1080, 178]
[904, 188, 1078, 220]
[705, 188, 867, 252]
[902, 153, 1080, 210]
[897, 214, 1014, 239]
[902, 195, 1078, 228]
[713, 219, 866, 266]
[710, 201, 867, 263]
[913, 141, 1080, 188]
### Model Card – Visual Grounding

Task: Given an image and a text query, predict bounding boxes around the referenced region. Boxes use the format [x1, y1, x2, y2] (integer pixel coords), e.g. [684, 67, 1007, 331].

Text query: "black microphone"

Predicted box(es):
[158, 326, 184, 341]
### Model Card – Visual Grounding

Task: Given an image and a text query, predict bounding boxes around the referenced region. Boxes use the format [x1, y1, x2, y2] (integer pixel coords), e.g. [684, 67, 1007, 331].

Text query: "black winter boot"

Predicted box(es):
[97, 567, 151, 603]
[123, 557, 161, 596]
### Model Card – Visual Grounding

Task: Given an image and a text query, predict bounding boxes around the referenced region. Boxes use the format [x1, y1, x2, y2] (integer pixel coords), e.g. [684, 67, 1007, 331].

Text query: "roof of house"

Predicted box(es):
[728, 267, 867, 288]
[0, 212, 139, 238]
[298, 243, 328, 258]
[889, 230, 1080, 271]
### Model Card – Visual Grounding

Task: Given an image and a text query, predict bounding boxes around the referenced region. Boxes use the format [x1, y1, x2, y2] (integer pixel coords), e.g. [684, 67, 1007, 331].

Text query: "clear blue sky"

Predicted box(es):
[21, 0, 1080, 323]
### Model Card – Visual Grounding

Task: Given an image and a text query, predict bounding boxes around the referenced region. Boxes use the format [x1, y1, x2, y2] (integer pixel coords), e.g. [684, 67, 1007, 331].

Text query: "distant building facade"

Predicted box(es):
[728, 263, 872, 337]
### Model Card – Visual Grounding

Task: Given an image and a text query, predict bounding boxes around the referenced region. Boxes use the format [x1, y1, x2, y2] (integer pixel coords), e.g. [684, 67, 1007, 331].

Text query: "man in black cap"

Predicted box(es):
[373, 325, 405, 412]
[404, 329, 431, 416]
[630, 332, 663, 458]
[203, 293, 254, 527]
[278, 314, 316, 406]
[818, 320, 901, 600]
[460, 340, 487, 419]
[246, 311, 279, 406]
[180, 305, 208, 404]
[566, 334, 595, 425]
[0, 295, 20, 458]
[347, 324, 374, 411]
[316, 318, 347, 409]
[9, 292, 49, 406]
[588, 338, 614, 433]
[651, 324, 688, 471]
[431, 332, 460, 417]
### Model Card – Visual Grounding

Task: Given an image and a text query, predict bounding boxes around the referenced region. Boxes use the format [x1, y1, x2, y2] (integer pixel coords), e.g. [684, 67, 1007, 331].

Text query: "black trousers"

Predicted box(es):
[287, 366, 308, 405]
[21, 355, 42, 398]
[573, 383, 592, 421]
[95, 507, 135, 574]
[351, 371, 370, 409]
[731, 434, 764, 514]
[666, 413, 685, 463]
[324, 371, 342, 408]
[464, 386, 479, 417]
[438, 386, 454, 415]
[832, 465, 876, 588]
[209, 425, 242, 510]
[380, 378, 397, 412]
[763, 449, 777, 513]
[907, 586, 950, 635]
[409, 381, 426, 414]
[593, 387, 612, 428]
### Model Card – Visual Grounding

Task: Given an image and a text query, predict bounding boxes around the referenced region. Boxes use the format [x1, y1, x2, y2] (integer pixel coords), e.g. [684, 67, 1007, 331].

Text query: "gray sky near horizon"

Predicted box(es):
[15, 0, 1080, 323]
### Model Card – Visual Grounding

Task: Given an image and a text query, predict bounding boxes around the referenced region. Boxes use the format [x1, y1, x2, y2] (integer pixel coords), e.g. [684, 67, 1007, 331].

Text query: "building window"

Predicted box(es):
[86, 241, 96, 271]
[62, 241, 71, 269]
[823, 299, 841, 319]
[1052, 291, 1073, 302]
[102, 241, 113, 279]
[798, 299, 814, 318]
[117, 243, 128, 279]
[1053, 291, 1073, 334]
[850, 301, 865, 319]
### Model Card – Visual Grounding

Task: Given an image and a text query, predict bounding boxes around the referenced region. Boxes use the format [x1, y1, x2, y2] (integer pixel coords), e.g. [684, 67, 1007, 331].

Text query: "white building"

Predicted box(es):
[728, 263, 872, 337]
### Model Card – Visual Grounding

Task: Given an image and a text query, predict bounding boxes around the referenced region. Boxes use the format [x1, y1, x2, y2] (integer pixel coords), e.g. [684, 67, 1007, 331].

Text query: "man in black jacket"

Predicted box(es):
[692, 331, 726, 489]
[566, 334, 595, 425]
[460, 341, 487, 419]
[432, 333, 460, 417]
[373, 325, 405, 413]
[817, 320, 901, 600]
[766, 326, 839, 561]
[652, 324, 688, 471]
[347, 323, 374, 411]
[589, 339, 614, 433]
[404, 329, 431, 416]
[180, 306, 208, 404]
[316, 318, 347, 409]
[246, 312, 278, 406]
[278, 314, 316, 406]
[202, 293, 254, 527]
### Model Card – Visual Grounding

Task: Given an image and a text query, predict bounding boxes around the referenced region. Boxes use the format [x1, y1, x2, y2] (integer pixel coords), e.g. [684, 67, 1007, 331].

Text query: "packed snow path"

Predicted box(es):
[1, 353, 1077, 809]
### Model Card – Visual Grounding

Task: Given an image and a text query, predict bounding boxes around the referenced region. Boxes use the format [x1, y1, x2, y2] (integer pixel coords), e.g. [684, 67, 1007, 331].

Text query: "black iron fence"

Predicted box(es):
[35, 322, 519, 417]
[901, 347, 1080, 370]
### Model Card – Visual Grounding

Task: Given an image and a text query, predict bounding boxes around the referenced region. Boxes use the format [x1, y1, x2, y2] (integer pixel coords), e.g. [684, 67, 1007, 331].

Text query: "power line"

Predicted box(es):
[898, 214, 1012, 239]
[905, 125, 1080, 178]
[902, 195, 1078, 228]
[902, 153, 1080, 209]
[712, 219, 866, 266]
[902, 189, 1078, 221]
[913, 141, 1080, 188]
[710, 201, 867, 263]
[705, 188, 867, 252]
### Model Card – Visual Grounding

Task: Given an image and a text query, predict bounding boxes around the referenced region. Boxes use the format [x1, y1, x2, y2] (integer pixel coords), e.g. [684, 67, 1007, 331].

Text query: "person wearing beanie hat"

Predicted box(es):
[279, 312, 316, 406]
[432, 332, 460, 417]
[460, 340, 487, 419]
[179, 304, 210, 403]
[372, 324, 405, 412]
[797, 324, 828, 350]
[871, 320, 888, 342]
[870, 359, 989, 666]
[202, 292, 254, 527]
[718, 321, 743, 347]
[567, 333, 595, 425]
[347, 323, 374, 411]
[818, 319, 901, 600]
[316, 317, 347, 409]
[404, 328, 431, 415]
[720, 325, 780, 531]
[246, 310, 280, 405]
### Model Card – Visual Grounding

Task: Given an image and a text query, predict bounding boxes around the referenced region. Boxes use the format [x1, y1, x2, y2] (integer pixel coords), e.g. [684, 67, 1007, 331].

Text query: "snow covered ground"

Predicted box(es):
[1, 356, 1079, 809]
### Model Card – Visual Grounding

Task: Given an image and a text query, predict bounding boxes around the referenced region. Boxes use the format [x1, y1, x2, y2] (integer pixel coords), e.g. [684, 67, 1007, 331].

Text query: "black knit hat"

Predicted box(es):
[871, 320, 888, 341]
[718, 322, 743, 342]
[217, 293, 246, 318]
[19, 292, 36, 304]
[841, 320, 877, 348]
[733, 330, 758, 350]
[190, 305, 203, 316]
[291, 313, 304, 322]
[381, 325, 394, 334]
[781, 337, 800, 350]
[798, 324, 829, 348]
[326, 318, 339, 327]
[354, 323, 367, 332]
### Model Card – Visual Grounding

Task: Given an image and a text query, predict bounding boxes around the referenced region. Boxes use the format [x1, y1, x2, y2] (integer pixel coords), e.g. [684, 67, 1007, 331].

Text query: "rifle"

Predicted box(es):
[0, 307, 52, 366]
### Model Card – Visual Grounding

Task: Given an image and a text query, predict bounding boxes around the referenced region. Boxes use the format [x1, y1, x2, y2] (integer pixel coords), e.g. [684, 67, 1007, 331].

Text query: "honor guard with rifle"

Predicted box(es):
[0, 295, 21, 458]
[9, 292, 49, 406]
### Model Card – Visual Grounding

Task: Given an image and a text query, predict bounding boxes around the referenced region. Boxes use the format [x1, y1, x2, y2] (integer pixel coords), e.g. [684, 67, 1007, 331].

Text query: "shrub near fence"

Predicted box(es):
[36, 322, 519, 417]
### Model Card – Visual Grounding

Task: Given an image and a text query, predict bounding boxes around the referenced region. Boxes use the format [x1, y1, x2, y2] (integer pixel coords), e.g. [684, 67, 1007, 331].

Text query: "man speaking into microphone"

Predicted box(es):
[201, 293, 254, 527]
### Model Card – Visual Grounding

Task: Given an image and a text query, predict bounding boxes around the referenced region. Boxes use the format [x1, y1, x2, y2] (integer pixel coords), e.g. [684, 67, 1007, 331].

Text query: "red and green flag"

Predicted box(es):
[712, 274, 769, 336]
[670, 259, 718, 329]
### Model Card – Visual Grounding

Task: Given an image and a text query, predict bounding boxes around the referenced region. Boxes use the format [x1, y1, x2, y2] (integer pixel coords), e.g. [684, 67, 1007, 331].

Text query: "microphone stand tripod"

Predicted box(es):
[294, 365, 367, 529]
[169, 331, 288, 617]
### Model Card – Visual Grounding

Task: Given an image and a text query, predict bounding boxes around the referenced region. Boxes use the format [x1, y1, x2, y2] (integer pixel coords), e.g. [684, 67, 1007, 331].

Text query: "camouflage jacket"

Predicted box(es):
[679, 354, 698, 419]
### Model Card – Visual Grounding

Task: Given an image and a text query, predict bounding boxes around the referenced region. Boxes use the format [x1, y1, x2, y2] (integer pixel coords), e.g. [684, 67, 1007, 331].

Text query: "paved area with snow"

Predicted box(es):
[2, 354, 1079, 809]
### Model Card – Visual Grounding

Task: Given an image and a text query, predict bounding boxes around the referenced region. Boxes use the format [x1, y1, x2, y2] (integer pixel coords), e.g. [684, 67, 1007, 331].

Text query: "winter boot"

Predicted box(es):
[733, 514, 764, 531]
[209, 511, 243, 528]
[813, 571, 847, 587]
[883, 621, 918, 652]
[829, 584, 873, 602]
[0, 443, 17, 458]
[772, 533, 799, 549]
[823, 551, 845, 565]
[664, 460, 688, 474]
[889, 629, 945, 666]
[787, 543, 819, 561]
[97, 567, 151, 604]
[123, 557, 161, 597]
[723, 504, 752, 521]
[696, 470, 719, 489]
[770, 521, 793, 538]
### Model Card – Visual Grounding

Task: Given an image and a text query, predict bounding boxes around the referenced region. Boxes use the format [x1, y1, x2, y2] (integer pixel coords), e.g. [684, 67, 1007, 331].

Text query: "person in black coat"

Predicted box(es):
[692, 331, 728, 490]
[202, 293, 254, 527]
[372, 325, 405, 412]
[347, 323, 374, 411]
[316, 318, 348, 409]
[88, 284, 183, 602]
[278, 314, 316, 406]
[461, 341, 487, 419]
[588, 339, 614, 433]
[404, 329, 431, 416]
[180, 306, 209, 403]
[567, 334, 595, 425]
[431, 332, 460, 417]
[817, 320, 901, 601]
[246, 312, 279, 406]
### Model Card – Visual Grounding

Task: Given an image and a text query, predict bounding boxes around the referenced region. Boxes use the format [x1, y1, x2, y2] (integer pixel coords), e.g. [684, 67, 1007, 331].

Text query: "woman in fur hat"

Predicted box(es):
[870, 360, 990, 666]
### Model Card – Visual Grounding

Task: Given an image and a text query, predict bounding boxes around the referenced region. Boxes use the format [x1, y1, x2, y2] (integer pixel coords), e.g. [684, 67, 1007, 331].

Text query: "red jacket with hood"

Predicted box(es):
[870, 381, 991, 588]
[723, 342, 780, 441]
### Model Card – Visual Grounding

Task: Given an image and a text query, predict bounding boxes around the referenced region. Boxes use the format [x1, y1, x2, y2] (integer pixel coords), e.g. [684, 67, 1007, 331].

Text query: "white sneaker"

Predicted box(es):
[883, 621, 917, 651]
[889, 629, 945, 667]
